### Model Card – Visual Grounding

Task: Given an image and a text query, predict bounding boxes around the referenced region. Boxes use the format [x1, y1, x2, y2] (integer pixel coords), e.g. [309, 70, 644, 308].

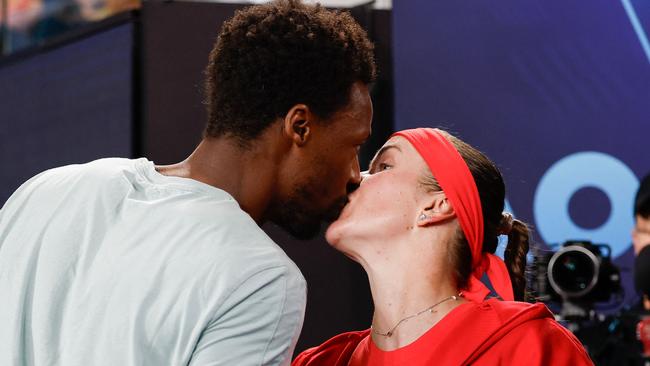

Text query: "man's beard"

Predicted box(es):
[269, 182, 349, 240]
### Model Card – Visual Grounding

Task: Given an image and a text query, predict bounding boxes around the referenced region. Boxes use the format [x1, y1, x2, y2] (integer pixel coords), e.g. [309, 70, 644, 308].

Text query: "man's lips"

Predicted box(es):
[323, 196, 350, 222]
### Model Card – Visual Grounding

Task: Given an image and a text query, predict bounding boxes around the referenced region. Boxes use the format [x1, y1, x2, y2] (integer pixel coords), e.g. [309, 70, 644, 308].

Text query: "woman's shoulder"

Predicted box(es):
[471, 300, 593, 365]
[452, 298, 555, 334]
[482, 316, 593, 365]
[480, 298, 553, 320]
[292, 330, 370, 366]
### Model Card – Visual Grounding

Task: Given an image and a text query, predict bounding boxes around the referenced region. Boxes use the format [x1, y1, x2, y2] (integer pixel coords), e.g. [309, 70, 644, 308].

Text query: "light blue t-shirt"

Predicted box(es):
[0, 158, 306, 366]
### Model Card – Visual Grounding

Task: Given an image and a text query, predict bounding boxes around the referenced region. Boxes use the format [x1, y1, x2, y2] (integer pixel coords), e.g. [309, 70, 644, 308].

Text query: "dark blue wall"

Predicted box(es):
[0, 21, 134, 204]
[393, 0, 650, 307]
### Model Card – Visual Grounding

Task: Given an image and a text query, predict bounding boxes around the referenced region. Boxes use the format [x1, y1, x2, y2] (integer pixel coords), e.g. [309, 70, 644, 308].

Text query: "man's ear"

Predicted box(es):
[416, 192, 456, 227]
[283, 104, 312, 147]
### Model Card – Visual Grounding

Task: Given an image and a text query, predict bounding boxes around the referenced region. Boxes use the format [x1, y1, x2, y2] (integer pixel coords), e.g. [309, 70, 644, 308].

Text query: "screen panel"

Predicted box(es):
[393, 0, 650, 305]
[0, 21, 134, 204]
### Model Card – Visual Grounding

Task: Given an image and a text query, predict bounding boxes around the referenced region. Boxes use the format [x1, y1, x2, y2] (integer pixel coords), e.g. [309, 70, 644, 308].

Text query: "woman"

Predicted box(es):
[293, 128, 593, 365]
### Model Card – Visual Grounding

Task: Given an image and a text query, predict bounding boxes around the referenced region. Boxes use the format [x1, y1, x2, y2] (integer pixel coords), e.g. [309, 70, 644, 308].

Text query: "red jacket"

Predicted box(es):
[293, 299, 593, 365]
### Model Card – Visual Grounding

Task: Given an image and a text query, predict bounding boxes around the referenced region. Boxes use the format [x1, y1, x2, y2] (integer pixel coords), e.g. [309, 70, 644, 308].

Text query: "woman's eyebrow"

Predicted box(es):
[368, 144, 401, 171]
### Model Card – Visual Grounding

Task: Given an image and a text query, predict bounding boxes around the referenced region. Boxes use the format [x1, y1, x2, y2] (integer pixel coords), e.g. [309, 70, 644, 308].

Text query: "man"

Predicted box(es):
[634, 173, 650, 310]
[0, 1, 375, 365]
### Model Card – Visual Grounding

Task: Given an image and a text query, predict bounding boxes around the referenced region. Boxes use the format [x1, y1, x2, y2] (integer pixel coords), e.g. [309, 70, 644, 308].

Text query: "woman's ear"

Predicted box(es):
[416, 192, 456, 227]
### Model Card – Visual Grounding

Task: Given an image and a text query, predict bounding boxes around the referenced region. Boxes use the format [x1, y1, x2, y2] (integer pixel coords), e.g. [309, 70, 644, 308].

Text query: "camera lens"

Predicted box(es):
[548, 245, 600, 298]
[553, 252, 595, 292]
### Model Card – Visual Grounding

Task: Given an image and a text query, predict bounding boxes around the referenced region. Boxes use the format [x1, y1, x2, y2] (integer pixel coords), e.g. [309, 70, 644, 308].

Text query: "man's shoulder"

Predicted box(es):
[25, 158, 140, 189]
[2, 158, 138, 209]
[213, 220, 303, 279]
[196, 220, 306, 313]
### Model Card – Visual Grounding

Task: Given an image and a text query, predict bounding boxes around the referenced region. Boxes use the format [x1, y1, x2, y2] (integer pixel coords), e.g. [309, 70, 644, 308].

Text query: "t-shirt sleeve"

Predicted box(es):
[493, 318, 594, 366]
[0, 170, 48, 215]
[188, 265, 306, 366]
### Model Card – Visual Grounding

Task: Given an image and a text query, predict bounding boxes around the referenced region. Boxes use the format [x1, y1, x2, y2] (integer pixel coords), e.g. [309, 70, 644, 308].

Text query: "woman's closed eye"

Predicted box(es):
[370, 162, 392, 174]
[378, 163, 392, 171]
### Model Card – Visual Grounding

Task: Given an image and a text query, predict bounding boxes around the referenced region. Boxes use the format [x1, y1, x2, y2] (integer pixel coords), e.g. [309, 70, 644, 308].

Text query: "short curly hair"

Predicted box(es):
[204, 0, 376, 144]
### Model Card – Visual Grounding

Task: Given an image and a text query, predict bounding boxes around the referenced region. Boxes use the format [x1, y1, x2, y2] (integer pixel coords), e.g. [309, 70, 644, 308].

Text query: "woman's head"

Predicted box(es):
[422, 130, 530, 301]
[326, 128, 531, 301]
[325, 136, 452, 264]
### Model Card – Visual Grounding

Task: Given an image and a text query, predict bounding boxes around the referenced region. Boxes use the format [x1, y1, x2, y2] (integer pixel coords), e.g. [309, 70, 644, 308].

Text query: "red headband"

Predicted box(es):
[391, 128, 514, 302]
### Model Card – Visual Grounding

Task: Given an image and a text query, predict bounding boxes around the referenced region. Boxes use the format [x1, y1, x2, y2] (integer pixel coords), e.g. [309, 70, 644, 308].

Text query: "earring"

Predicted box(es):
[418, 214, 427, 221]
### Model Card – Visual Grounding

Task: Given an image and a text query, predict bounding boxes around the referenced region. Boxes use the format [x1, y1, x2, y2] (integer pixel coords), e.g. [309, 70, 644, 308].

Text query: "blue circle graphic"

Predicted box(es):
[533, 152, 638, 258]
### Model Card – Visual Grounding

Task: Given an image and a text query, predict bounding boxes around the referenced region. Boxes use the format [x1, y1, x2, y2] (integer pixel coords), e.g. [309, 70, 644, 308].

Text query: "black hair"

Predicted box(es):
[204, 0, 376, 145]
[635, 173, 650, 218]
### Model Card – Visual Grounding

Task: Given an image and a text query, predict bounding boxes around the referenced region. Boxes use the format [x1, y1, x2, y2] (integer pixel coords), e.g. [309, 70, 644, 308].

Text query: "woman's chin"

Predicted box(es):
[325, 217, 355, 248]
[324, 219, 344, 247]
[325, 222, 359, 260]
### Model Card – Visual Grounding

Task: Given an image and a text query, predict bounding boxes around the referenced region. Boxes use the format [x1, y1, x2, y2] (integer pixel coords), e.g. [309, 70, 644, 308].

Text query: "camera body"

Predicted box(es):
[534, 240, 622, 318]
[533, 241, 650, 365]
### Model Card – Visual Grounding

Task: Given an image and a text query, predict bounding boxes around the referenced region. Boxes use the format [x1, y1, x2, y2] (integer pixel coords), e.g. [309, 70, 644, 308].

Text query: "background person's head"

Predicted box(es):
[633, 174, 650, 255]
[327, 129, 530, 301]
[634, 173, 650, 303]
[203, 0, 376, 239]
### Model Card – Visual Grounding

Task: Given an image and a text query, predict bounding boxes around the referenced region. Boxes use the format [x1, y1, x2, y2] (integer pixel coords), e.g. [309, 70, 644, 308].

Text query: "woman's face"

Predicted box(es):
[325, 136, 429, 258]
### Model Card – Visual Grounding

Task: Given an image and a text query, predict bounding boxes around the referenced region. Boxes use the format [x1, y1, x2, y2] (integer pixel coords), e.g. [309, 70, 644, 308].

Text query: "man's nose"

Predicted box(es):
[347, 170, 368, 195]
[360, 170, 369, 181]
[347, 156, 361, 191]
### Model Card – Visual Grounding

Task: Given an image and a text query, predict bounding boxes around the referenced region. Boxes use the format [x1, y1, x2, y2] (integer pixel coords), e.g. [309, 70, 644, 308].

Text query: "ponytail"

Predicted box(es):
[504, 219, 530, 301]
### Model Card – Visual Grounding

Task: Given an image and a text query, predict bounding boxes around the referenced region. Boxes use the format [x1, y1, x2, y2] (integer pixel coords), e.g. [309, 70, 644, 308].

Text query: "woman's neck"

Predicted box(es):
[363, 253, 466, 351]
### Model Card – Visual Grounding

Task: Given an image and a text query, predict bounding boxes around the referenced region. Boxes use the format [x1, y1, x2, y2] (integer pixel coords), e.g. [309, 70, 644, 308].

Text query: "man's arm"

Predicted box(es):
[189, 265, 306, 366]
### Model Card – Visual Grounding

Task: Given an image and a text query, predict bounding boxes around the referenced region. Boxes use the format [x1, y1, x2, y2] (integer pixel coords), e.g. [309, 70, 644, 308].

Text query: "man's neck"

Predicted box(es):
[156, 136, 283, 223]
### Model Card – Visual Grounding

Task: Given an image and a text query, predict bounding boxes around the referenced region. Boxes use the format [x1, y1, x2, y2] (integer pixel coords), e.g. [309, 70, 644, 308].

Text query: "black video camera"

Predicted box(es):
[534, 240, 622, 317]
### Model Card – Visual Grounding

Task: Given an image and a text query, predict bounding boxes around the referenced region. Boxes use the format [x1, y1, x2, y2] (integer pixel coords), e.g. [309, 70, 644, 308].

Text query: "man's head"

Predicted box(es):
[635, 174, 650, 303]
[269, 82, 372, 239]
[204, 0, 376, 239]
[634, 174, 650, 255]
[204, 0, 375, 144]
